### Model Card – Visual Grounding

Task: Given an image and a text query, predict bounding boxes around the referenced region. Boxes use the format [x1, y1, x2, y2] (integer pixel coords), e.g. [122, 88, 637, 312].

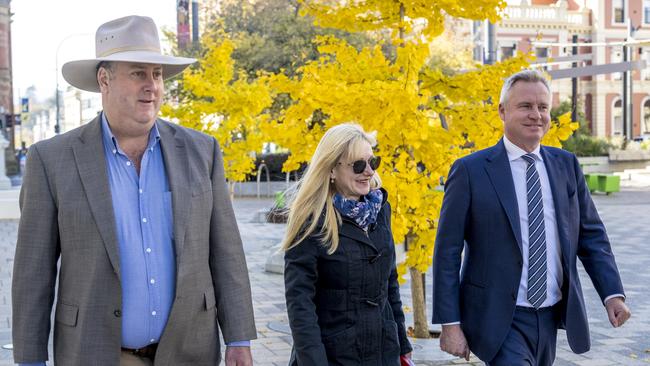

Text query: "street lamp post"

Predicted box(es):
[55, 33, 88, 135]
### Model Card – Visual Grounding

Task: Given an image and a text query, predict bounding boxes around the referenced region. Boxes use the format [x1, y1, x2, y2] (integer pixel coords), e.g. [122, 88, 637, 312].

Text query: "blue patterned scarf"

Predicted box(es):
[333, 189, 383, 231]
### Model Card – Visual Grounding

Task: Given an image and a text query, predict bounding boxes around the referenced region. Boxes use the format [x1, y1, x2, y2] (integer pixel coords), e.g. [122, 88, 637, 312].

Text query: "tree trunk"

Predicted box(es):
[409, 266, 430, 338]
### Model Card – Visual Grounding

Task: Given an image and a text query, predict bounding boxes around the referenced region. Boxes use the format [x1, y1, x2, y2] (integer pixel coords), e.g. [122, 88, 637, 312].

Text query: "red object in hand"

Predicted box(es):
[400, 355, 415, 366]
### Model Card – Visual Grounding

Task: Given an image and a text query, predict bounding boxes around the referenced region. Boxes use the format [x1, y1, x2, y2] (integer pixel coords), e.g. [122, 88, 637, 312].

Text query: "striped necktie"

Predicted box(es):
[522, 153, 547, 309]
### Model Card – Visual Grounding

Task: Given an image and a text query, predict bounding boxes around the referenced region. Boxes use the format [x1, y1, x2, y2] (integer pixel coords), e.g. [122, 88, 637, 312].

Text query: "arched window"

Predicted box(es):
[613, 99, 623, 136]
[643, 98, 650, 134]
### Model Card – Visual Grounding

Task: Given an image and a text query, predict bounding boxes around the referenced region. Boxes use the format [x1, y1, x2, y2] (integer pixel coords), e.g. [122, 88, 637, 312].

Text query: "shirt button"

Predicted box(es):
[114, 309, 121, 317]
[112, 149, 117, 154]
[142, 218, 147, 223]
[146, 248, 152, 253]
[150, 278, 155, 284]
[151, 311, 157, 316]
[139, 189, 143, 194]
[126, 161, 131, 166]
[150, 339, 155, 343]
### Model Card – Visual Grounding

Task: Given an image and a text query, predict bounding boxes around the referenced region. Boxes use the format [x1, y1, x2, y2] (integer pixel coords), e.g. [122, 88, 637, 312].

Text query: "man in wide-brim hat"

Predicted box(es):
[12, 15, 256, 366]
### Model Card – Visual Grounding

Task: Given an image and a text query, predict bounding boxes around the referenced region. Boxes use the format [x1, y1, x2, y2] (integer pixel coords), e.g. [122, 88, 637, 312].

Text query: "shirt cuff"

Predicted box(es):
[226, 340, 251, 347]
[18, 363, 47, 366]
[604, 294, 625, 305]
[442, 321, 461, 325]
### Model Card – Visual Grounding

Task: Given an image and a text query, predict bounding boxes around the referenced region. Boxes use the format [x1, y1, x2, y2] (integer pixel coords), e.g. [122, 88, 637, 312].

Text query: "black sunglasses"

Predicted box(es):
[339, 156, 381, 174]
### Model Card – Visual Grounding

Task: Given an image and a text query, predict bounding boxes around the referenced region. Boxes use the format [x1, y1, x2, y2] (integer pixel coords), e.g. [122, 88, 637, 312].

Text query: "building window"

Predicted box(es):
[613, 0, 625, 24]
[613, 99, 623, 135]
[645, 0, 650, 24]
[535, 47, 548, 58]
[641, 99, 650, 135]
[501, 46, 515, 61]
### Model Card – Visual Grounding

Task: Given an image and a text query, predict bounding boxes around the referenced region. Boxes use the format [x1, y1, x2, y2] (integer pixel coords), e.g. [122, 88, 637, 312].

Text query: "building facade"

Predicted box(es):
[0, 0, 13, 145]
[492, 0, 650, 139]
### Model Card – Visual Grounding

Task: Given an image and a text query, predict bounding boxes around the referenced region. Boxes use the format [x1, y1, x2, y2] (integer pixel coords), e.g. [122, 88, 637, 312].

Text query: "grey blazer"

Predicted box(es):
[12, 116, 256, 365]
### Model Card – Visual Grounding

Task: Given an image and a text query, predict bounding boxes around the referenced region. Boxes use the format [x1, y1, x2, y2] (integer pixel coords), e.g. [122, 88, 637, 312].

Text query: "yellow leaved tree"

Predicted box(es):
[260, 0, 578, 337]
[163, 0, 578, 337]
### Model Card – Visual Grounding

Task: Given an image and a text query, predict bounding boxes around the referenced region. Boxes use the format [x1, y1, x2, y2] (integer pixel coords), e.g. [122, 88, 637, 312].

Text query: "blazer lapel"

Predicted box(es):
[158, 121, 191, 263]
[72, 116, 121, 279]
[484, 140, 523, 253]
[540, 147, 571, 267]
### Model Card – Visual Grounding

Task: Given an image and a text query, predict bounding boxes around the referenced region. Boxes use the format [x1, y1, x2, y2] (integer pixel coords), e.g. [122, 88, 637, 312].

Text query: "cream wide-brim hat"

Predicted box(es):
[62, 15, 196, 93]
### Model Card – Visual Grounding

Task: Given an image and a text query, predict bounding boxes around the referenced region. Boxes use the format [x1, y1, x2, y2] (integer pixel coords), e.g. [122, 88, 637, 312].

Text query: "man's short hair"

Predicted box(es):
[499, 69, 551, 105]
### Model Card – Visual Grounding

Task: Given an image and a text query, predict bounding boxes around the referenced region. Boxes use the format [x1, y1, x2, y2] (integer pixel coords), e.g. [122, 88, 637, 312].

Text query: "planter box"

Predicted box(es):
[597, 174, 620, 194]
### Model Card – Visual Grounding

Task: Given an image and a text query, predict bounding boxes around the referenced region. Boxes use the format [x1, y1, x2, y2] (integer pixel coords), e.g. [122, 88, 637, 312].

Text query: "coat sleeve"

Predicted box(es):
[208, 137, 257, 343]
[571, 154, 625, 302]
[432, 159, 471, 324]
[284, 236, 329, 366]
[384, 202, 413, 355]
[12, 145, 59, 363]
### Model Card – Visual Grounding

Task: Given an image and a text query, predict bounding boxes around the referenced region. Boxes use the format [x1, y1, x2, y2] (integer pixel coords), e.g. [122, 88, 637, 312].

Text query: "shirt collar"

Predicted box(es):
[100, 112, 161, 155]
[503, 135, 542, 163]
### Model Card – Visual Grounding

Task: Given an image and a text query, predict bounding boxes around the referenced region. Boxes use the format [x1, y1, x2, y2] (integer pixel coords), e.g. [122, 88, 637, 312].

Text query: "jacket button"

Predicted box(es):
[114, 309, 122, 317]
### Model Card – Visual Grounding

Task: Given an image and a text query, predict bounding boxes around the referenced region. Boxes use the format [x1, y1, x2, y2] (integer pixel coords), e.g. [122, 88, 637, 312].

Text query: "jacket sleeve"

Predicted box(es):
[571, 154, 625, 302]
[12, 145, 59, 363]
[284, 237, 329, 366]
[208, 137, 257, 343]
[385, 203, 413, 355]
[432, 159, 471, 324]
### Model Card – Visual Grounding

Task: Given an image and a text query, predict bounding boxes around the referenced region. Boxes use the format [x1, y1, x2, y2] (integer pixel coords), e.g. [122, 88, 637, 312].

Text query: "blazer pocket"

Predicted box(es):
[192, 180, 212, 197]
[204, 287, 216, 310]
[55, 302, 78, 327]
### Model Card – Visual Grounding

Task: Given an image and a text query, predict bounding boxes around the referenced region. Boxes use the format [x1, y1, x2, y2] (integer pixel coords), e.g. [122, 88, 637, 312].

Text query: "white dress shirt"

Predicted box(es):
[503, 136, 563, 308]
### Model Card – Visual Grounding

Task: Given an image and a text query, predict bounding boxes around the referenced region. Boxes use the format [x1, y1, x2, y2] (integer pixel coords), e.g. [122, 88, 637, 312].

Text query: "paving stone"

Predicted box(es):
[1, 189, 650, 365]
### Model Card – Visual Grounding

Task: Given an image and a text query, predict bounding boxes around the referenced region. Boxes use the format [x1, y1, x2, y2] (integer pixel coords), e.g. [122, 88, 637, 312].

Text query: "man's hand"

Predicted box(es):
[605, 297, 631, 327]
[439, 324, 470, 361]
[225, 346, 253, 366]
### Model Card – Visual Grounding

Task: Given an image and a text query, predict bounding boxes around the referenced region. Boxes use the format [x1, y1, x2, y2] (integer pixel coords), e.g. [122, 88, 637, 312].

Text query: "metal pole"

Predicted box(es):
[571, 34, 578, 122]
[486, 21, 496, 65]
[192, 0, 199, 45]
[623, 19, 633, 141]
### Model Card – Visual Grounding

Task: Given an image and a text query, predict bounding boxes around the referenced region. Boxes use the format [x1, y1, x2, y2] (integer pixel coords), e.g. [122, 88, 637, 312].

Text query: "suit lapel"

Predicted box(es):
[484, 140, 523, 253]
[158, 121, 191, 263]
[540, 147, 571, 267]
[72, 116, 121, 279]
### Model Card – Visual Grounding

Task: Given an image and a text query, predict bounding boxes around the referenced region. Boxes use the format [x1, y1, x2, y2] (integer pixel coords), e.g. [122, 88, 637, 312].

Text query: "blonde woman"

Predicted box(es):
[283, 123, 412, 365]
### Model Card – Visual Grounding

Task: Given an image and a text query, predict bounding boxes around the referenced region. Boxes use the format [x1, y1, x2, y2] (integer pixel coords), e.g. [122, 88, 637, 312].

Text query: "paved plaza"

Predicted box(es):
[0, 188, 649, 365]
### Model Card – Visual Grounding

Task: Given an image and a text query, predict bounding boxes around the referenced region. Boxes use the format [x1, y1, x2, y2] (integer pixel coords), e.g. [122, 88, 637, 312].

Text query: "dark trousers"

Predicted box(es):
[486, 305, 561, 366]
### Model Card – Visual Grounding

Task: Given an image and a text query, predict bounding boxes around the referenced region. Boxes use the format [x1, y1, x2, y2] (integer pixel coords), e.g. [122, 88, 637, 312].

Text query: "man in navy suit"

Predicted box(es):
[432, 70, 631, 365]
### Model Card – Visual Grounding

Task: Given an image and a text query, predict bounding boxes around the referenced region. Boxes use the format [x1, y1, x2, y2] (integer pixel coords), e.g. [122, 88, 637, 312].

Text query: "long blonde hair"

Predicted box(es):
[281, 123, 382, 254]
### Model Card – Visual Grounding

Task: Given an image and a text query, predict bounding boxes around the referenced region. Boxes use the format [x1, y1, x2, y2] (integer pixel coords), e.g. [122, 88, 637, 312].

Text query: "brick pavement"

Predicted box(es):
[0, 190, 649, 365]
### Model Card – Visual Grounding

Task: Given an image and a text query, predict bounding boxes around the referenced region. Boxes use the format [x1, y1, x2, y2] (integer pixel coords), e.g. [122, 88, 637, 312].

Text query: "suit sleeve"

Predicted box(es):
[284, 237, 329, 366]
[572, 155, 625, 302]
[208, 137, 257, 343]
[12, 146, 59, 363]
[384, 203, 413, 355]
[432, 159, 471, 324]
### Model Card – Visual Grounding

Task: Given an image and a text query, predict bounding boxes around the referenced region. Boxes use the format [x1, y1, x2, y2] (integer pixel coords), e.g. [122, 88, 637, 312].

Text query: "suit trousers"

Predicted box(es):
[486, 305, 561, 366]
[120, 351, 153, 366]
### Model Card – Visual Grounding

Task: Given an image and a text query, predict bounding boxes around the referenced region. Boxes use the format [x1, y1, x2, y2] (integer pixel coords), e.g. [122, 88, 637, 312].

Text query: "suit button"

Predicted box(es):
[114, 309, 122, 317]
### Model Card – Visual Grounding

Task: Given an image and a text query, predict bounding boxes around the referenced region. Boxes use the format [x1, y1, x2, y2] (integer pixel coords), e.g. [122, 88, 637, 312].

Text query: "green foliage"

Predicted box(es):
[561, 135, 612, 157]
[216, 0, 376, 76]
[553, 100, 611, 156]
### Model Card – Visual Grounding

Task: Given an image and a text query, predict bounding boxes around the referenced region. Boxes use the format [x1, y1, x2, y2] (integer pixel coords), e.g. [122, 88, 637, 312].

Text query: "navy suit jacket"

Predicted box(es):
[432, 140, 625, 361]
